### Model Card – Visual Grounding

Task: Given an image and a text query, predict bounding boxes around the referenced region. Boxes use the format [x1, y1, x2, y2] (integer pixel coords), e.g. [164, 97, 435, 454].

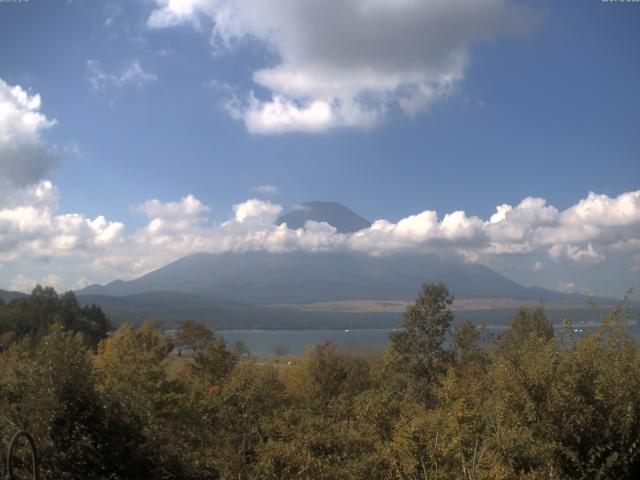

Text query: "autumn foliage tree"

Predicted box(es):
[2, 282, 640, 479]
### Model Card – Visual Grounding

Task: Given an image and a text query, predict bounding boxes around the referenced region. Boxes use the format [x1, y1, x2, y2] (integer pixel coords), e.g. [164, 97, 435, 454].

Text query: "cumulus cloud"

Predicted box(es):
[548, 243, 605, 265]
[147, 0, 541, 133]
[0, 180, 125, 264]
[533, 261, 544, 272]
[137, 194, 210, 222]
[0, 79, 58, 191]
[346, 209, 487, 256]
[0, 78, 128, 278]
[87, 60, 157, 90]
[116, 189, 639, 279]
[232, 199, 282, 224]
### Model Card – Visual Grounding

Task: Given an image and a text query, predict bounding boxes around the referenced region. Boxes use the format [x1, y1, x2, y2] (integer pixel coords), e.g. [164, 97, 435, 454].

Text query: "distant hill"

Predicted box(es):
[0, 289, 27, 303]
[76, 290, 623, 330]
[276, 201, 371, 233]
[78, 250, 589, 305]
[77, 290, 404, 330]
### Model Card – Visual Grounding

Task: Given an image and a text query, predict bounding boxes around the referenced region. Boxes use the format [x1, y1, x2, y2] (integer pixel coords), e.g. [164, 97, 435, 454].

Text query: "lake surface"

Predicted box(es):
[219, 323, 640, 356]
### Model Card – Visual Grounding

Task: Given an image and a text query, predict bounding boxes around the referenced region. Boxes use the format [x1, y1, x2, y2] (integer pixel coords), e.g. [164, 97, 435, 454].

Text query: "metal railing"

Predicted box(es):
[4, 431, 38, 480]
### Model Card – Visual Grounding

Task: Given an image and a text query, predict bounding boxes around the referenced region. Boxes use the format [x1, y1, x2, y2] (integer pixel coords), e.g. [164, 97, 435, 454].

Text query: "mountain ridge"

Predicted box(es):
[77, 250, 591, 304]
[276, 201, 371, 233]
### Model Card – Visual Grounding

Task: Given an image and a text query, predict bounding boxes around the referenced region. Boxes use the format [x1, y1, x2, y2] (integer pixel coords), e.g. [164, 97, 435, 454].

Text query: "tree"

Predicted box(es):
[94, 323, 191, 478]
[175, 319, 214, 355]
[187, 335, 236, 388]
[232, 339, 250, 358]
[0, 286, 110, 349]
[452, 321, 488, 375]
[256, 341, 380, 479]
[497, 306, 553, 359]
[272, 345, 288, 362]
[389, 281, 454, 405]
[214, 362, 286, 479]
[546, 304, 640, 478]
[487, 307, 559, 477]
[0, 325, 115, 479]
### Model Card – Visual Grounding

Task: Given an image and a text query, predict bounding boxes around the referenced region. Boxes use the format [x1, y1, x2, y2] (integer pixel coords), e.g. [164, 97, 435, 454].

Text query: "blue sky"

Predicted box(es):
[0, 0, 638, 298]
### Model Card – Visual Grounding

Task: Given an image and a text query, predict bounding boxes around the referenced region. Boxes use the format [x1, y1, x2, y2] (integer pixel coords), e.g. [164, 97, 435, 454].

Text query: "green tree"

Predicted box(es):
[0, 286, 110, 349]
[0, 325, 119, 479]
[389, 281, 454, 405]
[175, 319, 215, 355]
[486, 307, 559, 477]
[497, 306, 553, 359]
[187, 334, 236, 389]
[546, 304, 640, 478]
[94, 322, 195, 478]
[213, 362, 286, 479]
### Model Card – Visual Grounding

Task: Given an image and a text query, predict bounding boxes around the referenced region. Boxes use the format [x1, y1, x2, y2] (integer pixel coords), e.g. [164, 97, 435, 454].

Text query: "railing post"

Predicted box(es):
[5, 430, 38, 480]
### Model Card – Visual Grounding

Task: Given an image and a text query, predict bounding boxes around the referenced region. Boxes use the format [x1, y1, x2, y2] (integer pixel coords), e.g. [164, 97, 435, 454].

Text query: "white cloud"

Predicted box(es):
[10, 273, 61, 293]
[548, 243, 605, 265]
[147, 0, 214, 29]
[127, 195, 212, 267]
[87, 60, 157, 91]
[147, 0, 540, 133]
[0, 155, 636, 294]
[558, 281, 576, 294]
[9, 274, 37, 293]
[3, 188, 639, 283]
[533, 191, 640, 246]
[137, 194, 210, 221]
[243, 95, 337, 134]
[232, 199, 282, 224]
[251, 184, 279, 195]
[0, 78, 128, 276]
[0, 180, 125, 265]
[0, 79, 58, 190]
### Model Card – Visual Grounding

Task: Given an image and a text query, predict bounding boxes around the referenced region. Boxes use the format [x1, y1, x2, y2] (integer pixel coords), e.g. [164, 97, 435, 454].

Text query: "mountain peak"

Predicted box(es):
[276, 201, 371, 233]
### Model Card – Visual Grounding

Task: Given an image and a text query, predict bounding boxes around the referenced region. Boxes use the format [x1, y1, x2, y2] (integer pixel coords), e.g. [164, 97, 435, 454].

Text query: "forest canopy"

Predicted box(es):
[1, 283, 639, 479]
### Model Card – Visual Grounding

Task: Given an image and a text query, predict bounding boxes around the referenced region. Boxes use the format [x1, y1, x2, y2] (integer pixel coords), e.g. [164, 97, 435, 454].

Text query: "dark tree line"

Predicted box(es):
[0, 285, 110, 350]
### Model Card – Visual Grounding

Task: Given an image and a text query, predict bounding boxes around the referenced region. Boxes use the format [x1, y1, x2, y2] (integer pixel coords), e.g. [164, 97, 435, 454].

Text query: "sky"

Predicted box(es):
[0, 0, 638, 299]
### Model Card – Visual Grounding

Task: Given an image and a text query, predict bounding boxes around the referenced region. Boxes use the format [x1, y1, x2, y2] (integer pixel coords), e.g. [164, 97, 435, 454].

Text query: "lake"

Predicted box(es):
[219, 323, 640, 356]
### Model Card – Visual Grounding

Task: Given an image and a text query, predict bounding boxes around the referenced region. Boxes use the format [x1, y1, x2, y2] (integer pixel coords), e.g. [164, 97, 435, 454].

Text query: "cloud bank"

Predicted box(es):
[147, 0, 541, 133]
[2, 184, 638, 290]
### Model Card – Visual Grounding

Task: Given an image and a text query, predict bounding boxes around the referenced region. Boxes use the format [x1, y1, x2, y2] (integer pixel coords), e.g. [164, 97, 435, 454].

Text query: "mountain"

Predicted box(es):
[77, 290, 404, 329]
[0, 289, 27, 303]
[276, 201, 371, 233]
[78, 250, 585, 305]
[77, 291, 616, 330]
[76, 200, 609, 328]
